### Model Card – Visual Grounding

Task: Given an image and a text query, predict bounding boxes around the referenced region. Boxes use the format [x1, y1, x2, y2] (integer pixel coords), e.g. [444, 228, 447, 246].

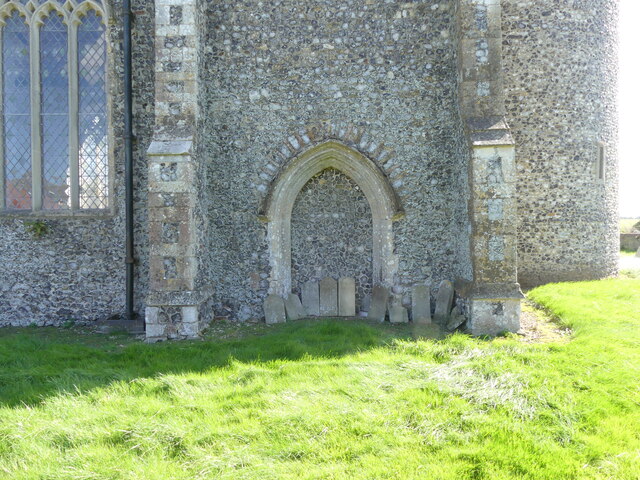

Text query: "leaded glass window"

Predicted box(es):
[2, 11, 30, 209]
[0, 0, 108, 212]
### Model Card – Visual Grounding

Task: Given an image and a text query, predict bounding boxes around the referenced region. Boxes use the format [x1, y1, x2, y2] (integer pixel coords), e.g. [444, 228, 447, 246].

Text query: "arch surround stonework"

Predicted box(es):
[260, 140, 404, 298]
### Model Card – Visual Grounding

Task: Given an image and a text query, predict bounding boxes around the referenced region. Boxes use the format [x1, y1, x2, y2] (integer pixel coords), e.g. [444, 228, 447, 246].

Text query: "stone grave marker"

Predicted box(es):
[264, 295, 286, 324]
[411, 285, 431, 324]
[319, 277, 338, 316]
[389, 305, 409, 324]
[338, 277, 356, 316]
[301, 280, 320, 316]
[285, 293, 307, 321]
[434, 280, 454, 324]
[446, 305, 466, 331]
[368, 286, 389, 322]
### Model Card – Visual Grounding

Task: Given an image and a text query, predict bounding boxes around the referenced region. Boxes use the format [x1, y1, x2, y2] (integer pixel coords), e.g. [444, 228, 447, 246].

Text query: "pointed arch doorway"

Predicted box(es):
[260, 140, 404, 301]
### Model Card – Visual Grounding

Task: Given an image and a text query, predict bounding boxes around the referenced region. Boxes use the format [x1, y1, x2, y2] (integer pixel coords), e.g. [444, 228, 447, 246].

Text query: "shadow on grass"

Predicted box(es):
[0, 318, 441, 408]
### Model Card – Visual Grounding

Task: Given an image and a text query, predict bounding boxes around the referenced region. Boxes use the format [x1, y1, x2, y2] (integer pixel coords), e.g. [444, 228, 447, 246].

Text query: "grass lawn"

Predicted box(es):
[1, 279, 639, 479]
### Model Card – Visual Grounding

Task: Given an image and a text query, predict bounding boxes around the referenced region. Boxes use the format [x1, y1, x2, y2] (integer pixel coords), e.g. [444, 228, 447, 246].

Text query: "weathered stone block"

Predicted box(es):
[145, 323, 167, 339]
[446, 306, 466, 331]
[145, 306, 160, 325]
[434, 280, 454, 324]
[149, 255, 196, 291]
[411, 285, 431, 324]
[182, 306, 198, 324]
[264, 295, 286, 324]
[284, 294, 306, 321]
[389, 305, 409, 324]
[179, 322, 200, 339]
[468, 297, 520, 336]
[368, 286, 388, 322]
[338, 277, 356, 316]
[301, 280, 320, 316]
[319, 277, 338, 316]
[149, 205, 192, 223]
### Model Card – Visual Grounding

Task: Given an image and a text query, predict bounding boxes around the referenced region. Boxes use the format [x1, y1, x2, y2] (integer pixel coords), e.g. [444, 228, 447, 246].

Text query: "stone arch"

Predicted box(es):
[32, 2, 69, 25]
[0, 3, 30, 24]
[260, 140, 404, 297]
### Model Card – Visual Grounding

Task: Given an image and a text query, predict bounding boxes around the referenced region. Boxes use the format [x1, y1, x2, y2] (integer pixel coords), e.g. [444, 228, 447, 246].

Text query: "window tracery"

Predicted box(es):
[0, 0, 107, 212]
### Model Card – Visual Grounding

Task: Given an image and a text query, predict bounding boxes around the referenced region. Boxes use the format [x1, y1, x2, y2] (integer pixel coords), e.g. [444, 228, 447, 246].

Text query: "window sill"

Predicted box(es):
[0, 208, 116, 220]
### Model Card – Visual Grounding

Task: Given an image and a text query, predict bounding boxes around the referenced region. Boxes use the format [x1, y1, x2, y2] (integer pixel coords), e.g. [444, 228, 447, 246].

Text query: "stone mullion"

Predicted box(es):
[68, 20, 79, 210]
[29, 17, 42, 211]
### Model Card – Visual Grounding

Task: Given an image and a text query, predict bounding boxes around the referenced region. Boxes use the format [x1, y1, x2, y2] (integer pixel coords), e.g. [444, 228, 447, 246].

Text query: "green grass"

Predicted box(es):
[0, 279, 639, 479]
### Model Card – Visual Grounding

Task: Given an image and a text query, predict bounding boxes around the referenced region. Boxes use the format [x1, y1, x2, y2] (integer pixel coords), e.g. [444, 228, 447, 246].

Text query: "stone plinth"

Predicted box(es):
[468, 297, 520, 336]
[145, 288, 213, 341]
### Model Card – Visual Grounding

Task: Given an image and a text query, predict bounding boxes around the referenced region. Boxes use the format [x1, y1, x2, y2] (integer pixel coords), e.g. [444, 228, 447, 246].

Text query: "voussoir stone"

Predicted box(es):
[434, 280, 454, 324]
[368, 285, 389, 322]
[319, 277, 338, 316]
[264, 295, 286, 325]
[411, 285, 431, 324]
[301, 280, 320, 316]
[338, 277, 356, 316]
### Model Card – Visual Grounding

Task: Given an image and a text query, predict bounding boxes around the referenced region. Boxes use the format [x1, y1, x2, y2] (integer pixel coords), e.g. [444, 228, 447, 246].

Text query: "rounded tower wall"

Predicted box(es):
[501, 0, 619, 286]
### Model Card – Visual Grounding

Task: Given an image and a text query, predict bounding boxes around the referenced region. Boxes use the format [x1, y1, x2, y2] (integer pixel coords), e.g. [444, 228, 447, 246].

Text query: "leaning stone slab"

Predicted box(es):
[411, 285, 431, 324]
[446, 305, 466, 331]
[285, 293, 307, 321]
[319, 277, 338, 316]
[301, 280, 320, 316]
[434, 280, 454, 324]
[264, 295, 286, 324]
[636, 247, 640, 258]
[368, 286, 389, 322]
[338, 277, 356, 316]
[389, 305, 409, 324]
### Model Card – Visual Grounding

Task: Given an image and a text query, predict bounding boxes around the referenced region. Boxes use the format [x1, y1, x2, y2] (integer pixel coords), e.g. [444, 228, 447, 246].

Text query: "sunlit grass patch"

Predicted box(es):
[0, 278, 639, 479]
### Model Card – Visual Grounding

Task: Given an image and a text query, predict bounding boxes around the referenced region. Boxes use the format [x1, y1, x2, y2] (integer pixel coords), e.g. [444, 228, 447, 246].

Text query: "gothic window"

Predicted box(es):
[0, 0, 108, 212]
